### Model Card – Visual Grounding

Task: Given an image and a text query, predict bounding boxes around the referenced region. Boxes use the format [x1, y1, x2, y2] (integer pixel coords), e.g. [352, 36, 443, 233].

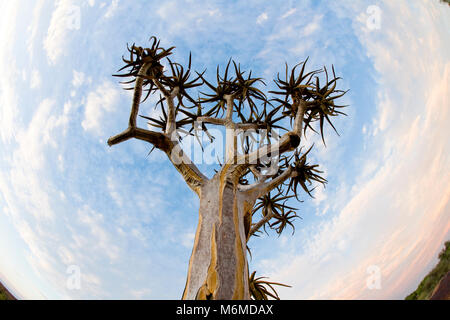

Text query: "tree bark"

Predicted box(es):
[182, 171, 253, 300]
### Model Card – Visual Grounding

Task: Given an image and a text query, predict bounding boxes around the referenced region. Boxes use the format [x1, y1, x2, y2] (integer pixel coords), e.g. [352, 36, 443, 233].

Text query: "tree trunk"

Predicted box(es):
[182, 172, 252, 300]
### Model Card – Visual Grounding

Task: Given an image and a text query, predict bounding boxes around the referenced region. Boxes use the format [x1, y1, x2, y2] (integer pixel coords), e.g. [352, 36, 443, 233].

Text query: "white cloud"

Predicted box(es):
[157, 2, 176, 20]
[312, 185, 327, 206]
[263, 0, 450, 299]
[281, 8, 296, 19]
[129, 288, 151, 299]
[58, 246, 75, 265]
[8, 99, 60, 222]
[154, 1, 224, 35]
[26, 0, 46, 59]
[208, 9, 219, 17]
[257, 12, 268, 25]
[17, 99, 56, 169]
[181, 231, 195, 248]
[0, 2, 20, 143]
[302, 14, 322, 36]
[30, 69, 42, 89]
[77, 205, 121, 261]
[44, 0, 80, 64]
[83, 273, 102, 286]
[104, 0, 119, 19]
[107, 175, 123, 207]
[3, 97, 75, 224]
[82, 80, 120, 135]
[72, 70, 87, 87]
[0, 79, 18, 143]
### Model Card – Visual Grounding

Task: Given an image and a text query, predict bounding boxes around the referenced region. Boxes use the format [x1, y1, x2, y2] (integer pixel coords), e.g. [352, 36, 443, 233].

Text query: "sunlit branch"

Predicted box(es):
[228, 100, 306, 179]
[248, 212, 274, 239]
[108, 64, 206, 194]
[240, 167, 294, 198]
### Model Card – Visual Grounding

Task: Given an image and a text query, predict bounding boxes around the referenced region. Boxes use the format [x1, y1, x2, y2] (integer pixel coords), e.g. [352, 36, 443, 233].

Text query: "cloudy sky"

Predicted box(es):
[0, 0, 449, 299]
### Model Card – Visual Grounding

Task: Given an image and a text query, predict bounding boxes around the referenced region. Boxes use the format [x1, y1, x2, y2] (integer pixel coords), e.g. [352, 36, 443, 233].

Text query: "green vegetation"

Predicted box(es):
[0, 282, 15, 300]
[406, 241, 450, 300]
[0, 291, 7, 300]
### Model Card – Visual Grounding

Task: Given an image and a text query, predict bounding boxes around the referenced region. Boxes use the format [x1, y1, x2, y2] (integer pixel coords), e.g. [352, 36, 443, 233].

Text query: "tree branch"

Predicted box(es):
[165, 86, 179, 134]
[227, 100, 306, 180]
[239, 100, 305, 163]
[196, 118, 267, 131]
[196, 117, 226, 126]
[108, 64, 206, 195]
[151, 78, 178, 134]
[164, 138, 208, 194]
[129, 63, 153, 128]
[223, 95, 238, 163]
[241, 168, 295, 241]
[249, 165, 264, 182]
[108, 127, 166, 148]
[236, 123, 268, 130]
[108, 128, 206, 194]
[151, 77, 170, 96]
[248, 212, 275, 240]
[224, 94, 234, 122]
[239, 167, 294, 198]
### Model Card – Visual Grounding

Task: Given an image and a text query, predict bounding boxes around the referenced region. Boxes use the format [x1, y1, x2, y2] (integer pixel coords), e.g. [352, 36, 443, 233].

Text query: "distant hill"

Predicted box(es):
[406, 240, 450, 300]
[0, 281, 16, 300]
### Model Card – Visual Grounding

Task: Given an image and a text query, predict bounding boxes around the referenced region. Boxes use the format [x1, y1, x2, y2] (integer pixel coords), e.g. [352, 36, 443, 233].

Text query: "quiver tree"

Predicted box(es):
[107, 36, 348, 300]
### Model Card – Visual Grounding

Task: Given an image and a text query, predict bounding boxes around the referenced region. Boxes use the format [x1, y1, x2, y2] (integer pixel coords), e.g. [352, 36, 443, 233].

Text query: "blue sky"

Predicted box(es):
[0, 0, 449, 299]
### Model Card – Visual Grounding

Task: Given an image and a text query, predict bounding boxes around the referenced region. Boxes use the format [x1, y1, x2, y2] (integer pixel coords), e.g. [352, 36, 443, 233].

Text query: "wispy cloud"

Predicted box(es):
[30, 69, 42, 89]
[72, 70, 90, 87]
[281, 8, 296, 19]
[82, 80, 120, 136]
[0, 2, 20, 143]
[262, 0, 450, 299]
[104, 0, 119, 19]
[44, 0, 80, 64]
[257, 12, 268, 25]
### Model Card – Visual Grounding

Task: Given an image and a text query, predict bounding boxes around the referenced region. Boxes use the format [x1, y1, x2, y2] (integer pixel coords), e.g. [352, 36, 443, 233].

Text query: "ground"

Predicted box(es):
[0, 282, 16, 300]
[406, 241, 450, 300]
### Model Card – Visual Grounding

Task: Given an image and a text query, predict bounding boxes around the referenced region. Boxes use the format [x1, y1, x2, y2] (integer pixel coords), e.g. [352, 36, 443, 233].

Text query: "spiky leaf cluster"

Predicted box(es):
[161, 54, 204, 106]
[248, 144, 326, 236]
[198, 60, 269, 121]
[270, 59, 348, 145]
[249, 271, 290, 300]
[114, 36, 174, 102]
[303, 66, 348, 145]
[252, 191, 299, 236]
[287, 145, 327, 198]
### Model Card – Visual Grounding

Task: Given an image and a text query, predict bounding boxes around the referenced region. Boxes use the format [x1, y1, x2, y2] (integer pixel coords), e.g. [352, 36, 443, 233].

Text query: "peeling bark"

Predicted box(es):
[182, 172, 251, 300]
